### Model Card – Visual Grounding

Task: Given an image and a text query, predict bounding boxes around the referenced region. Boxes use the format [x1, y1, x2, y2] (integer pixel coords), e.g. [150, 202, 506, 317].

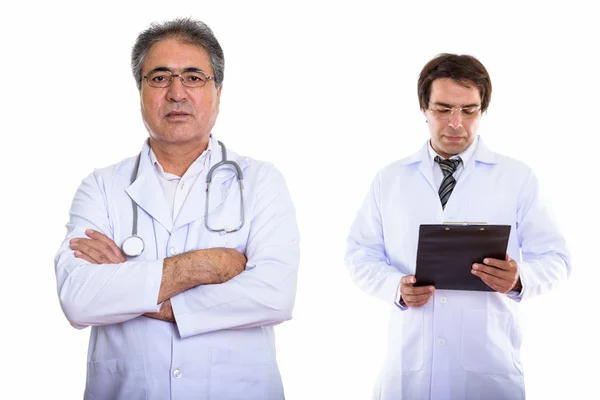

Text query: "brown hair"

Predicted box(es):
[418, 53, 492, 112]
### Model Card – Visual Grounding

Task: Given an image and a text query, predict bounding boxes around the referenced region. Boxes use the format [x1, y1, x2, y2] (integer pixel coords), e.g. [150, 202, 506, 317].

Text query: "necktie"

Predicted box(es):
[435, 156, 462, 209]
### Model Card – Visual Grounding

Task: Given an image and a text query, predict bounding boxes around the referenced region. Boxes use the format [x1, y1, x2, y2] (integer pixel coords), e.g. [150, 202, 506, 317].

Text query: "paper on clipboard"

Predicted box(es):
[414, 223, 511, 291]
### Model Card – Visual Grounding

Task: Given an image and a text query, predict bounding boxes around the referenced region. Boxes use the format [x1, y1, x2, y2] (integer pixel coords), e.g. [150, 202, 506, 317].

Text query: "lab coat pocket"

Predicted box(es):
[208, 347, 275, 400]
[85, 355, 147, 400]
[460, 310, 517, 375]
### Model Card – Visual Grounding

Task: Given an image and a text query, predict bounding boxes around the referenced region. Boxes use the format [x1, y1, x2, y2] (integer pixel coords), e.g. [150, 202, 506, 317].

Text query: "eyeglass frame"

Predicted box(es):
[427, 102, 482, 120]
[140, 68, 214, 88]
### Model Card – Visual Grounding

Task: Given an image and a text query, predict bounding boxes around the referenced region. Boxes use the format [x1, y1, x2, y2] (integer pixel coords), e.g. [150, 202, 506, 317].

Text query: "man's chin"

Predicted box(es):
[441, 134, 467, 144]
[437, 143, 468, 157]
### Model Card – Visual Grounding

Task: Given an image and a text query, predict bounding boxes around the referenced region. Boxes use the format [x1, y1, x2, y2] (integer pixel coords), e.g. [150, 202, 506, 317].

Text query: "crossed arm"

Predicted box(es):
[70, 229, 246, 323]
[57, 164, 299, 333]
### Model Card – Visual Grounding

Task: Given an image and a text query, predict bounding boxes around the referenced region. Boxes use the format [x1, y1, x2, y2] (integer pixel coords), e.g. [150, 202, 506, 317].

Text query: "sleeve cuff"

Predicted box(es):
[506, 270, 525, 302]
[394, 282, 408, 310]
[144, 259, 165, 312]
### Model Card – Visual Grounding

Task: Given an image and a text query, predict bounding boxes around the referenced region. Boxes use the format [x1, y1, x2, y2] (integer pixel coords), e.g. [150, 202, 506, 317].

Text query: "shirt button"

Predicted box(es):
[438, 338, 446, 346]
[169, 246, 178, 256]
[440, 297, 448, 304]
[173, 368, 182, 378]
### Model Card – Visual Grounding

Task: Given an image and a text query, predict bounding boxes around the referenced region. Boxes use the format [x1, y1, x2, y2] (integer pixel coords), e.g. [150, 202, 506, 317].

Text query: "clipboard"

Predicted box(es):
[414, 223, 511, 291]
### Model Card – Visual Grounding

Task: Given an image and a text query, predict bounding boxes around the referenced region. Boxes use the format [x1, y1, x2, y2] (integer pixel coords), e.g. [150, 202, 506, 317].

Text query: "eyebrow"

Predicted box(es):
[433, 101, 480, 108]
[146, 66, 208, 75]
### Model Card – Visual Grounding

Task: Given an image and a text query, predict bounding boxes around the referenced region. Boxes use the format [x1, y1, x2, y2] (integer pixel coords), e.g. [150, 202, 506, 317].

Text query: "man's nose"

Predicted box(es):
[166, 75, 187, 102]
[447, 109, 463, 129]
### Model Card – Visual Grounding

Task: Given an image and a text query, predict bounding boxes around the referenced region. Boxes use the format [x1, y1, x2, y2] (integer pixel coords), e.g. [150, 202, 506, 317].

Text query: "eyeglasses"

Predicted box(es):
[141, 70, 213, 88]
[428, 104, 481, 120]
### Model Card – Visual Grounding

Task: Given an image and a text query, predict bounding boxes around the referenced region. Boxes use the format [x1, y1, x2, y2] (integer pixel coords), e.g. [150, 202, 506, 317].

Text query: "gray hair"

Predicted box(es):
[131, 18, 225, 90]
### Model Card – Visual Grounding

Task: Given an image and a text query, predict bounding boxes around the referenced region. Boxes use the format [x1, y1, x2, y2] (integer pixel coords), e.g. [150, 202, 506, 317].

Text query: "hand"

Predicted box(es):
[471, 254, 521, 294]
[70, 229, 127, 264]
[144, 299, 175, 323]
[400, 275, 435, 308]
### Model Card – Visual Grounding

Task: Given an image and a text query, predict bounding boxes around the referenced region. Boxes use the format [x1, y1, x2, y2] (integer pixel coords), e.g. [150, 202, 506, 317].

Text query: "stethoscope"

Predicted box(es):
[121, 140, 245, 257]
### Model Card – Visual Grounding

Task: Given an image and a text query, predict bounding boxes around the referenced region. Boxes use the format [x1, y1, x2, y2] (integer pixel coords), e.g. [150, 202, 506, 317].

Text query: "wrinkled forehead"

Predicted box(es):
[143, 38, 213, 75]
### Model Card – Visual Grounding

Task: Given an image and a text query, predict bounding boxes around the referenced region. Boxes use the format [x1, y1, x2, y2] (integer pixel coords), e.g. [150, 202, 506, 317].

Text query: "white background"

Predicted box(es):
[2, 1, 598, 399]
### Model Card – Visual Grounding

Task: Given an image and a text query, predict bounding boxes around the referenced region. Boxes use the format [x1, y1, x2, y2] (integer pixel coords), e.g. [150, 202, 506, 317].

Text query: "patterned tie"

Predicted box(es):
[435, 156, 462, 209]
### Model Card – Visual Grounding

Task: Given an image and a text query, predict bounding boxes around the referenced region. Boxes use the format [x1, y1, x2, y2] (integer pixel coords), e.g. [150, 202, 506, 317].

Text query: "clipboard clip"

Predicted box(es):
[442, 221, 488, 226]
[442, 221, 489, 231]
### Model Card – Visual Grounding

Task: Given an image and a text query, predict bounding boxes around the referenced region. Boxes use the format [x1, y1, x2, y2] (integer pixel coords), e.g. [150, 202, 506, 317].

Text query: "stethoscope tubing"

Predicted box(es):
[121, 140, 244, 257]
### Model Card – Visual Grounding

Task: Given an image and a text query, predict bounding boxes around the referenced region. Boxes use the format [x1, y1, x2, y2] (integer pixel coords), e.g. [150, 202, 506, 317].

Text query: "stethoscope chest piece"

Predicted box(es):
[122, 235, 145, 257]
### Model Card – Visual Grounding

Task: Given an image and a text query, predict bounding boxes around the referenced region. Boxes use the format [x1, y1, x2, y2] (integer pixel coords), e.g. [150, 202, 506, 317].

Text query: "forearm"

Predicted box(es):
[514, 170, 571, 301]
[56, 252, 163, 327]
[516, 253, 569, 301]
[170, 164, 300, 338]
[157, 247, 246, 303]
[345, 247, 406, 303]
[56, 171, 166, 328]
[171, 241, 299, 338]
[344, 171, 405, 304]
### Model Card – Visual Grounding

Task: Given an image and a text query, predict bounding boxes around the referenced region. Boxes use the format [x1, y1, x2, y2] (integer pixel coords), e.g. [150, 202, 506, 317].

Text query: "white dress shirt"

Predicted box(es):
[427, 138, 477, 188]
[149, 141, 212, 222]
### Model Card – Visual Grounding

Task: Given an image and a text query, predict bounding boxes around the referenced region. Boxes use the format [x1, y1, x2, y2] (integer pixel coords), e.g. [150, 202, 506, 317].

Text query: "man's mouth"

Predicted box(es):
[166, 111, 189, 117]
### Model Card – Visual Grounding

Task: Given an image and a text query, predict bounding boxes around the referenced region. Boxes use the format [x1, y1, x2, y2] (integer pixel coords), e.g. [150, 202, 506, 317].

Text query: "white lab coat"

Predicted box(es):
[55, 135, 300, 400]
[345, 137, 570, 400]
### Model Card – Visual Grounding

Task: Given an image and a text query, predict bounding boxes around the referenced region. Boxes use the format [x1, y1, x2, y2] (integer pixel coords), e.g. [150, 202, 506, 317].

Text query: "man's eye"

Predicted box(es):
[462, 107, 479, 115]
[184, 74, 206, 83]
[151, 75, 168, 82]
[436, 108, 451, 114]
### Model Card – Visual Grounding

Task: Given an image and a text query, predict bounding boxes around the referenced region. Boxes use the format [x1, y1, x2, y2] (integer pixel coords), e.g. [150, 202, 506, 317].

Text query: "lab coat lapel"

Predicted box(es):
[125, 142, 173, 233]
[173, 136, 248, 232]
[458, 137, 497, 184]
[411, 142, 438, 194]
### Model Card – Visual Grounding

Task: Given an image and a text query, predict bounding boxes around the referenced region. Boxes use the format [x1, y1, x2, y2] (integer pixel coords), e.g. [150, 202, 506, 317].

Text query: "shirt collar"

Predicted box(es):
[148, 138, 213, 180]
[427, 135, 479, 167]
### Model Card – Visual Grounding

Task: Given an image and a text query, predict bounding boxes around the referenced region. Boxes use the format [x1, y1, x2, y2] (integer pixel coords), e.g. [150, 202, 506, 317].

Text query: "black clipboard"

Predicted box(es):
[414, 223, 511, 291]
